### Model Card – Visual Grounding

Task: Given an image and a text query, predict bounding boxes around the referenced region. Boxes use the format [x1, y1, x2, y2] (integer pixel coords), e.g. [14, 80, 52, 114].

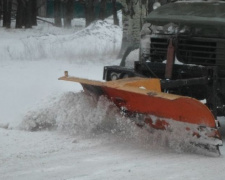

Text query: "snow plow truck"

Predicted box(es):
[59, 0, 225, 155]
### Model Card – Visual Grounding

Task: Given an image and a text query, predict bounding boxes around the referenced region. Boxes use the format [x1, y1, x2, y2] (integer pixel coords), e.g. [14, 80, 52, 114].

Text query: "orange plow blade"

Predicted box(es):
[59, 72, 222, 155]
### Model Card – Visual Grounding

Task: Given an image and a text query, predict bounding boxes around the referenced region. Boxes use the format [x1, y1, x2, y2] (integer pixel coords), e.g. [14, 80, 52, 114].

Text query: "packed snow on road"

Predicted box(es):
[0, 17, 225, 180]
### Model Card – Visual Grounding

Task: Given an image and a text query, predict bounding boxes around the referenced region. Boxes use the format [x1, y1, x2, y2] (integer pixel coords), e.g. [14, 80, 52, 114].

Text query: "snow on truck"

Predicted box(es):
[59, 1, 225, 155]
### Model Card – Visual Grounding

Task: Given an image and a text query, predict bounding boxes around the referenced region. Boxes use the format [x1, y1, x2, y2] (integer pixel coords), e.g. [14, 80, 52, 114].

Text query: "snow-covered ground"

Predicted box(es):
[1, 17, 225, 180]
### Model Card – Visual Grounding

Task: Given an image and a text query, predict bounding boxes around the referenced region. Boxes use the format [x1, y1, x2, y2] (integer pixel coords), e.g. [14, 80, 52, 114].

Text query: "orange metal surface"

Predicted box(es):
[102, 86, 216, 128]
[106, 77, 162, 92]
[59, 75, 217, 128]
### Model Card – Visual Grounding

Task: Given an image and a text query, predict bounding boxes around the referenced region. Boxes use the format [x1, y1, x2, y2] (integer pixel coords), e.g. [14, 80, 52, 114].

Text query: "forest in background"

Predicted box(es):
[0, 0, 174, 57]
[0, 0, 121, 28]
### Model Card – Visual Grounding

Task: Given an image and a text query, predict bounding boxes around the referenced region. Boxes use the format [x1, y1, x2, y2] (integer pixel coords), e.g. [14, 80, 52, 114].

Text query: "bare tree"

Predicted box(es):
[31, 0, 37, 26]
[25, 0, 33, 28]
[99, 0, 106, 20]
[3, 0, 12, 28]
[118, 0, 173, 58]
[85, 0, 95, 27]
[112, 0, 119, 25]
[54, 0, 62, 27]
[118, 0, 150, 57]
[16, 0, 25, 28]
[64, 0, 74, 28]
[37, 0, 47, 17]
[0, 0, 2, 23]
[16, 0, 37, 28]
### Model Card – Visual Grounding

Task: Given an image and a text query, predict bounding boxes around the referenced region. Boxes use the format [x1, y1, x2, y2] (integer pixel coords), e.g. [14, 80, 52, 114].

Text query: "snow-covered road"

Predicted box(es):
[1, 127, 225, 180]
[1, 18, 225, 180]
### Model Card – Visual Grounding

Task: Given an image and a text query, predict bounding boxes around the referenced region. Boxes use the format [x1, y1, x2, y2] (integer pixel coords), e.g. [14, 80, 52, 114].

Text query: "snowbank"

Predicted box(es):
[0, 20, 121, 62]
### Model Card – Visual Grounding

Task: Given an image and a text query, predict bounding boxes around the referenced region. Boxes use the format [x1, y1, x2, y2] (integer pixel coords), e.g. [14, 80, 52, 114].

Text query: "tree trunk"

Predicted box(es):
[3, 0, 12, 28]
[64, 0, 74, 28]
[37, 0, 47, 17]
[99, 0, 106, 20]
[16, 0, 37, 29]
[85, 0, 95, 27]
[16, 0, 25, 28]
[31, 0, 37, 26]
[25, 0, 32, 28]
[0, 0, 2, 24]
[118, 10, 129, 58]
[112, 0, 119, 25]
[54, 0, 62, 27]
[118, 0, 150, 58]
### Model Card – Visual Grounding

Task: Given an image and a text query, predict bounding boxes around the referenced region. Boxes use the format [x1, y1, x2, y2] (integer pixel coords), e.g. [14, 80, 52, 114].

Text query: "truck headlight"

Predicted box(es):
[153, 2, 161, 10]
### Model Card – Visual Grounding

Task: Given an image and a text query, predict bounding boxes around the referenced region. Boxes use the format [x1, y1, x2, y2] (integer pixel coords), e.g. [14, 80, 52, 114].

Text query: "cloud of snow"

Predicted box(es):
[20, 92, 136, 137]
[20, 92, 220, 156]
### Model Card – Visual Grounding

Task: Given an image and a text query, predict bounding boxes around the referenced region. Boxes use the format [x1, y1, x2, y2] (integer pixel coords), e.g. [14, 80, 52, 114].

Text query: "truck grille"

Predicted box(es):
[177, 37, 225, 66]
[150, 36, 225, 66]
[150, 37, 168, 61]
